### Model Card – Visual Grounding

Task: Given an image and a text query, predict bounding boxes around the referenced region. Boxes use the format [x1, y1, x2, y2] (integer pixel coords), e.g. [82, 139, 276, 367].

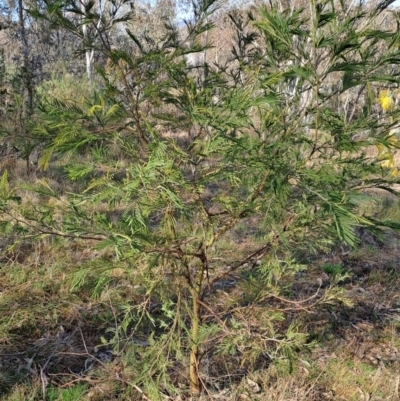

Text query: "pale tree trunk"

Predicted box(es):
[85, 40, 92, 81]
[81, 5, 92, 81]
[85, 47, 97, 82]
[82, 0, 104, 81]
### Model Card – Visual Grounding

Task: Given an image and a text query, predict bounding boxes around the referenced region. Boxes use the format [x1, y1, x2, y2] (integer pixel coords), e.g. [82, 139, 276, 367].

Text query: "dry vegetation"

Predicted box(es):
[2, 0, 400, 399]
[1, 159, 400, 400]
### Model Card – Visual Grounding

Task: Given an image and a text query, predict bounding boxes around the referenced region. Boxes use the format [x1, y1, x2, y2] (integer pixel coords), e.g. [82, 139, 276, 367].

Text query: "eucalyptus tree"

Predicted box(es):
[0, 0, 88, 173]
[2, 0, 400, 397]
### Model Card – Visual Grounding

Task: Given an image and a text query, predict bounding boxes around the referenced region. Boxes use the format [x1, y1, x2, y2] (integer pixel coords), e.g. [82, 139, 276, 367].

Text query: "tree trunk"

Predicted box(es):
[189, 265, 204, 395]
[18, 0, 33, 115]
[81, 2, 92, 81]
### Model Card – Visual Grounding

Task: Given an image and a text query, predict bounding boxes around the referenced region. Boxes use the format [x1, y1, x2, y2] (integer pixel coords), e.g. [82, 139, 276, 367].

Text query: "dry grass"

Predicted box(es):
[1, 218, 400, 399]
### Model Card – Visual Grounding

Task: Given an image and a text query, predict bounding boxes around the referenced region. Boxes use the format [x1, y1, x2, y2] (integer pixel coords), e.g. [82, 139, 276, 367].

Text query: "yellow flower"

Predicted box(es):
[378, 90, 394, 111]
[381, 96, 393, 111]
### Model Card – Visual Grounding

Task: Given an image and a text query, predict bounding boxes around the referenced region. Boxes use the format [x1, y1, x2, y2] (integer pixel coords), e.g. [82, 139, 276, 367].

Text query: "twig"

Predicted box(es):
[107, 292, 120, 352]
[4, 212, 107, 241]
[197, 299, 231, 335]
[394, 375, 400, 401]
[241, 278, 323, 311]
[47, 372, 101, 387]
[79, 326, 90, 356]
[42, 326, 79, 372]
[131, 384, 152, 401]
[202, 243, 271, 298]
[40, 367, 48, 401]
[0, 351, 26, 356]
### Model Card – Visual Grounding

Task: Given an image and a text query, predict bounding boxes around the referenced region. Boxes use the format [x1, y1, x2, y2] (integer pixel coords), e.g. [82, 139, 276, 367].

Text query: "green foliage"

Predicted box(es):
[2, 0, 400, 397]
[46, 384, 88, 401]
[322, 263, 347, 278]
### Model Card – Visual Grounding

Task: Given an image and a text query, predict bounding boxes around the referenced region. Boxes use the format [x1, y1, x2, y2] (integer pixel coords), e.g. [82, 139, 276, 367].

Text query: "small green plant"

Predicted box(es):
[322, 263, 346, 278]
[46, 384, 88, 401]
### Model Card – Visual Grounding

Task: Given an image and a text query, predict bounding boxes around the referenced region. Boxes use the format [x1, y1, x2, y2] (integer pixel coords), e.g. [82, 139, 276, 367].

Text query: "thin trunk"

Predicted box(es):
[82, 0, 105, 81]
[189, 265, 204, 395]
[84, 29, 97, 80]
[18, 0, 33, 115]
[203, 16, 209, 82]
[85, 48, 92, 81]
[18, 0, 35, 177]
[82, 7, 92, 81]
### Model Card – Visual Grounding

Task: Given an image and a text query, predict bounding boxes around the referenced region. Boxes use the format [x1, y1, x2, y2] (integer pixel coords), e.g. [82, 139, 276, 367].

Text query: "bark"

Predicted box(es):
[82, 0, 105, 81]
[18, 0, 33, 115]
[189, 264, 205, 395]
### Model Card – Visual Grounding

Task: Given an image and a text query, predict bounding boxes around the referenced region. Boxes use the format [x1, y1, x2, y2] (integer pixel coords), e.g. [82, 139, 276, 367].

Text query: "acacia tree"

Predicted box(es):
[3, 0, 400, 397]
